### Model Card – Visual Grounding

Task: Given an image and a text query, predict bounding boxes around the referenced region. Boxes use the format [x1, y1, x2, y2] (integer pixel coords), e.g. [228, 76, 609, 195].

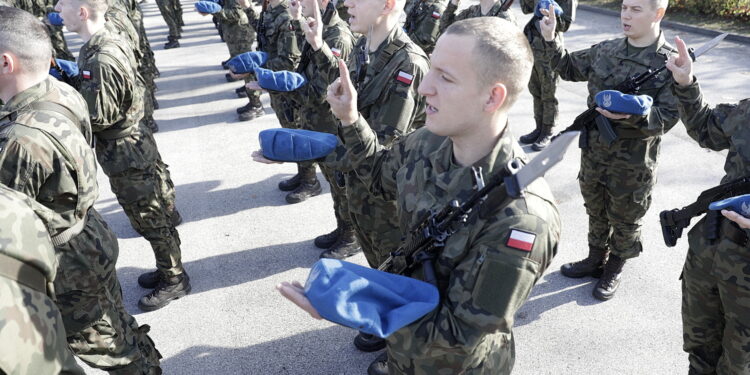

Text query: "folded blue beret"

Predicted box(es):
[50, 59, 79, 81]
[254, 67, 307, 92]
[304, 259, 440, 338]
[195, 1, 222, 13]
[259, 128, 338, 162]
[535, 0, 563, 17]
[709, 194, 750, 218]
[595, 90, 653, 116]
[227, 51, 269, 74]
[47, 12, 64, 26]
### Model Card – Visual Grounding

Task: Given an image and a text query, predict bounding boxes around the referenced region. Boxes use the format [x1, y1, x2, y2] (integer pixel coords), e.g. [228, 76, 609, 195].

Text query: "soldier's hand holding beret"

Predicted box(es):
[254, 67, 307, 92]
[50, 59, 79, 80]
[195, 1, 222, 14]
[259, 128, 337, 162]
[47, 12, 64, 26]
[227, 51, 269, 74]
[595, 90, 653, 116]
[535, 0, 563, 17]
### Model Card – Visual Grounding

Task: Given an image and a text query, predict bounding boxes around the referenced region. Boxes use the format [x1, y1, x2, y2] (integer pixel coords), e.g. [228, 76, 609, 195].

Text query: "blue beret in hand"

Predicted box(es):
[595, 90, 653, 116]
[259, 128, 338, 162]
[304, 259, 440, 338]
[535, 0, 563, 17]
[254, 67, 307, 92]
[709, 194, 750, 218]
[47, 12, 64, 26]
[195, 1, 222, 14]
[227, 51, 269, 74]
[53, 59, 79, 78]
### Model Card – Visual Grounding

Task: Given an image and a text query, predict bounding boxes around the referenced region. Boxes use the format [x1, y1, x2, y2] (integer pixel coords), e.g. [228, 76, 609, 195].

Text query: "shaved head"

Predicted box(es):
[0, 6, 52, 75]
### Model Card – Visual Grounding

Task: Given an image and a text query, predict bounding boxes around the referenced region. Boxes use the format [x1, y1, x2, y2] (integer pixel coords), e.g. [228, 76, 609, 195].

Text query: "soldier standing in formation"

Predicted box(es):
[56, 0, 191, 311]
[539, 0, 679, 300]
[0, 7, 163, 372]
[439, 0, 516, 32]
[666, 35, 750, 375]
[156, 0, 183, 49]
[402, 0, 446, 54]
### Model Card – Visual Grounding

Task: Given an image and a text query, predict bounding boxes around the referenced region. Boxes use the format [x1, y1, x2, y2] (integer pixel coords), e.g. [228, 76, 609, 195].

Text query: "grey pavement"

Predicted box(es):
[70, 2, 750, 374]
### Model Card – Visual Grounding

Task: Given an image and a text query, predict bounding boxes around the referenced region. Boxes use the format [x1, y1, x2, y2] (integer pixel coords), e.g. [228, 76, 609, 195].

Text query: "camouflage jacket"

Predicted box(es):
[403, 0, 447, 54]
[549, 33, 680, 169]
[216, 0, 250, 25]
[0, 186, 85, 375]
[340, 120, 560, 374]
[290, 7, 354, 134]
[520, 0, 568, 54]
[257, 0, 300, 71]
[673, 80, 750, 183]
[106, 2, 144, 63]
[440, 0, 516, 33]
[0, 77, 98, 239]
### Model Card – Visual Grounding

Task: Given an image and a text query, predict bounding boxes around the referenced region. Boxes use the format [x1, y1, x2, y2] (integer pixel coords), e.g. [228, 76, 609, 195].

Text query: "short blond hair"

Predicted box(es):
[78, 0, 109, 20]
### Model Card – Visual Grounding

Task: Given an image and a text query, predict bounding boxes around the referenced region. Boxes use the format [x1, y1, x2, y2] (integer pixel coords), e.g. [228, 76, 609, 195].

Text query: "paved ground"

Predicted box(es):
[67, 2, 750, 374]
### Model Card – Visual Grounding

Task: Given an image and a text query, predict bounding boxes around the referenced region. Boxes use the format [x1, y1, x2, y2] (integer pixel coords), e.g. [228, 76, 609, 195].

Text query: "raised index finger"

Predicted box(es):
[337, 59, 354, 97]
[674, 36, 689, 60]
[312, 0, 321, 22]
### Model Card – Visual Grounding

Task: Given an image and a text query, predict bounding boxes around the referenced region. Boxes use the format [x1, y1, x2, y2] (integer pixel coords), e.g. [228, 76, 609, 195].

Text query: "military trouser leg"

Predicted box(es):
[578, 155, 652, 260]
[54, 210, 161, 374]
[171, 0, 183, 26]
[152, 159, 177, 214]
[528, 57, 559, 129]
[268, 92, 298, 129]
[320, 164, 352, 229]
[155, 0, 180, 39]
[682, 216, 750, 374]
[108, 163, 184, 277]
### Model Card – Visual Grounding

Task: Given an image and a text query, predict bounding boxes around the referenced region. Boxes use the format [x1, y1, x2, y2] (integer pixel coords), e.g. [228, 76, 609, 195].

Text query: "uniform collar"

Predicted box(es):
[370, 24, 404, 57]
[614, 31, 670, 63]
[1, 77, 52, 116]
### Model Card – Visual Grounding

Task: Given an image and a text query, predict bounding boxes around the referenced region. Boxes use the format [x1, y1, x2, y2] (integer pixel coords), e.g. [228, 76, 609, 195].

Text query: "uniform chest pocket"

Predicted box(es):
[398, 159, 438, 220]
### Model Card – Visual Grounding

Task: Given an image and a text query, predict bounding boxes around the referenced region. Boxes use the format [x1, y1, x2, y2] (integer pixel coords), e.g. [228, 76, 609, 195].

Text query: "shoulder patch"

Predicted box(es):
[82, 70, 92, 79]
[431, 11, 441, 18]
[331, 47, 342, 57]
[396, 70, 414, 85]
[506, 229, 536, 252]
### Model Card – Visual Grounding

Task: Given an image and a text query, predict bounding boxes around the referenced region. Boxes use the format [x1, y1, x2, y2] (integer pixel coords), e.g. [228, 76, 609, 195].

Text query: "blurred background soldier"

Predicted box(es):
[402, 0, 446, 54]
[156, 0, 182, 48]
[439, 0, 516, 33]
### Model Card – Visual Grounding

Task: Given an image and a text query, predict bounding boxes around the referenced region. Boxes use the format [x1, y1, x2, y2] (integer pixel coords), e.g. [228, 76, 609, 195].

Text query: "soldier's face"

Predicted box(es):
[344, 0, 386, 34]
[419, 34, 487, 137]
[55, 0, 83, 33]
[620, 0, 661, 39]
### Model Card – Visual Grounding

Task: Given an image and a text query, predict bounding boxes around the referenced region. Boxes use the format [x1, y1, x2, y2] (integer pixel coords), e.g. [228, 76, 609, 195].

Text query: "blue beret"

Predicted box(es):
[254, 67, 307, 92]
[595, 90, 653, 116]
[259, 128, 338, 162]
[195, 1, 222, 14]
[47, 12, 64, 26]
[535, 0, 563, 17]
[50, 59, 79, 80]
[227, 51, 269, 74]
[304, 259, 439, 338]
[709, 194, 750, 218]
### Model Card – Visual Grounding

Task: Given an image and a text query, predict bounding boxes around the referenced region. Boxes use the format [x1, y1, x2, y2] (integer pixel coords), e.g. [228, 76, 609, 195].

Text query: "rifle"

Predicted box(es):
[553, 32, 728, 149]
[500, 0, 514, 11]
[256, 0, 269, 51]
[378, 131, 579, 283]
[660, 177, 750, 247]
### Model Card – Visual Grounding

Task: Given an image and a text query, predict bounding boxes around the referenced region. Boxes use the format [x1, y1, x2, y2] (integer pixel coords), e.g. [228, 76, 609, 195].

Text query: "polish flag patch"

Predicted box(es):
[331, 48, 342, 57]
[396, 71, 413, 85]
[506, 229, 536, 252]
[82, 70, 91, 79]
[432, 11, 441, 18]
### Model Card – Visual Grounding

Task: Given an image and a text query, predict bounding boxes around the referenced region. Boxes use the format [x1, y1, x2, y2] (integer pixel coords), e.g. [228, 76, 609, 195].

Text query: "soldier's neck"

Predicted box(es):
[368, 16, 400, 52]
[626, 27, 660, 48]
[79, 19, 107, 43]
[0, 75, 45, 104]
[451, 114, 507, 167]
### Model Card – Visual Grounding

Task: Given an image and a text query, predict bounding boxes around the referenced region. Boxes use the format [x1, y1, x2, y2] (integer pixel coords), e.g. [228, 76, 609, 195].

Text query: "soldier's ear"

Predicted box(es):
[382, 0, 397, 13]
[0, 53, 15, 75]
[484, 83, 507, 113]
[654, 6, 666, 22]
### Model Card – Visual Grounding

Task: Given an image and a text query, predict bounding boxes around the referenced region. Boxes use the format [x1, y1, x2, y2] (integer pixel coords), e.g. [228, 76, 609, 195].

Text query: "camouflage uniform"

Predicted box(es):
[339, 122, 561, 374]
[217, 0, 261, 108]
[77, 28, 186, 280]
[549, 33, 679, 261]
[672, 80, 750, 374]
[14, 0, 75, 60]
[117, 0, 161, 83]
[0, 77, 161, 373]
[439, 0, 516, 33]
[403, 0, 446, 54]
[156, 0, 181, 42]
[0, 186, 84, 375]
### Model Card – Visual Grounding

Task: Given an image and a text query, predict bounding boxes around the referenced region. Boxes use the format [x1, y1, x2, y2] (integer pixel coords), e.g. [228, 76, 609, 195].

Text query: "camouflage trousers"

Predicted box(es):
[269, 92, 299, 129]
[224, 23, 261, 105]
[682, 215, 750, 374]
[345, 172, 402, 268]
[0, 279, 85, 375]
[527, 55, 559, 129]
[54, 210, 161, 373]
[319, 164, 352, 232]
[578, 153, 653, 259]
[155, 0, 181, 39]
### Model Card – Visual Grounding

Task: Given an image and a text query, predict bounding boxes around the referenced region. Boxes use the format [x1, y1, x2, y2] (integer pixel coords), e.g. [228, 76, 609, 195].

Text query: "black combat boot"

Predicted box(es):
[314, 227, 340, 249]
[238, 96, 264, 121]
[560, 246, 608, 278]
[285, 165, 321, 204]
[138, 272, 192, 311]
[225, 72, 239, 82]
[519, 127, 541, 144]
[531, 126, 554, 151]
[221, 60, 229, 70]
[319, 227, 360, 259]
[593, 254, 626, 301]
[354, 332, 386, 352]
[278, 164, 302, 191]
[164, 36, 180, 49]
[237, 102, 253, 114]
[170, 209, 183, 227]
[138, 270, 162, 289]
[367, 351, 388, 375]
[235, 86, 247, 98]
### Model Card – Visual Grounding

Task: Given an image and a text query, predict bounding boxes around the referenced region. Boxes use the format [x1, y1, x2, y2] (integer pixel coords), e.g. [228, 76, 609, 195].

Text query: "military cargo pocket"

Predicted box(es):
[468, 250, 539, 321]
[57, 290, 105, 335]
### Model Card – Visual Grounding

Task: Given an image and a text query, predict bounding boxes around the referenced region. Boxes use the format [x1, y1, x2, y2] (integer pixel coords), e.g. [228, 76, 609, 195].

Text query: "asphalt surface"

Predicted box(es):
[67, 2, 750, 374]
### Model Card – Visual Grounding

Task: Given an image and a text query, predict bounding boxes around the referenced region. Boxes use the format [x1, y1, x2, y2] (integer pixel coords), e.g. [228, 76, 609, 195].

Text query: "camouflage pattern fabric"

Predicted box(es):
[217, 0, 260, 102]
[403, 0, 446, 54]
[14, 0, 76, 60]
[0, 77, 162, 373]
[77, 28, 185, 277]
[156, 0, 181, 39]
[549, 33, 679, 259]
[340, 122, 560, 374]
[439, 0, 517, 33]
[0, 186, 85, 375]
[672, 80, 750, 374]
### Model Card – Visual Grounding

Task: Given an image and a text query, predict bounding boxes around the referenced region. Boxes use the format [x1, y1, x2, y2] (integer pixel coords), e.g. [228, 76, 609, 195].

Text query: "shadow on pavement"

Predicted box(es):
[514, 270, 600, 327]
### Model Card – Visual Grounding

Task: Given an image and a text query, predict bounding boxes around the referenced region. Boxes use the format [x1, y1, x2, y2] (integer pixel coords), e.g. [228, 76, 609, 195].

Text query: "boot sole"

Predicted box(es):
[285, 188, 322, 204]
[354, 335, 386, 352]
[560, 268, 604, 279]
[592, 287, 616, 301]
[138, 284, 192, 312]
[319, 247, 362, 259]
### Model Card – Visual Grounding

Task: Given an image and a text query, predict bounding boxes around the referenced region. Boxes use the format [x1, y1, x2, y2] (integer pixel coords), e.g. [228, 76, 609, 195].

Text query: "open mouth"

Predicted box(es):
[426, 103, 438, 115]
[623, 23, 631, 32]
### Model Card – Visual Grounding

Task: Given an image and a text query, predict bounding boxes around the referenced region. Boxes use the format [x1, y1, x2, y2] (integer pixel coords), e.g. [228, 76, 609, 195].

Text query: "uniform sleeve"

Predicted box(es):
[549, 41, 594, 82]
[438, 2, 458, 33]
[304, 29, 354, 104]
[369, 57, 427, 146]
[672, 78, 733, 151]
[520, 0, 535, 14]
[78, 59, 128, 133]
[216, 0, 249, 24]
[265, 19, 301, 71]
[409, 1, 444, 53]
[0, 139, 48, 199]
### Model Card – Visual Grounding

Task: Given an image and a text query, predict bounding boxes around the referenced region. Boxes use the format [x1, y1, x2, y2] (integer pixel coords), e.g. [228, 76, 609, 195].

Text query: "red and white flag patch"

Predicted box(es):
[82, 70, 91, 79]
[396, 71, 413, 85]
[431, 11, 441, 18]
[506, 229, 535, 252]
[331, 48, 342, 57]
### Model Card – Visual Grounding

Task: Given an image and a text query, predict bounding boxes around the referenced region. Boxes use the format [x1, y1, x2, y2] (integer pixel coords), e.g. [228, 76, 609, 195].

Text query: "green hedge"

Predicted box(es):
[669, 0, 750, 22]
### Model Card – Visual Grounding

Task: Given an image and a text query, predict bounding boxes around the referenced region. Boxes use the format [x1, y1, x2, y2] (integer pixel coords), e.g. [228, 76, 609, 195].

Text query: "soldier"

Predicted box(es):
[539, 0, 679, 300]
[518, 0, 576, 151]
[0, 6, 162, 372]
[439, 0, 516, 33]
[156, 0, 182, 48]
[0, 186, 85, 375]
[665, 35, 750, 375]
[278, 17, 560, 374]
[56, 0, 191, 311]
[402, 0, 446, 54]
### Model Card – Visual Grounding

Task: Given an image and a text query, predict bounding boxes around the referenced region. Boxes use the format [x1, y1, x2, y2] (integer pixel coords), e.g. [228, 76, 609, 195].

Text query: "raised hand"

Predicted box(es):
[665, 36, 694, 86]
[300, 0, 324, 50]
[276, 281, 322, 319]
[289, 0, 302, 20]
[326, 59, 358, 126]
[539, 3, 557, 42]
